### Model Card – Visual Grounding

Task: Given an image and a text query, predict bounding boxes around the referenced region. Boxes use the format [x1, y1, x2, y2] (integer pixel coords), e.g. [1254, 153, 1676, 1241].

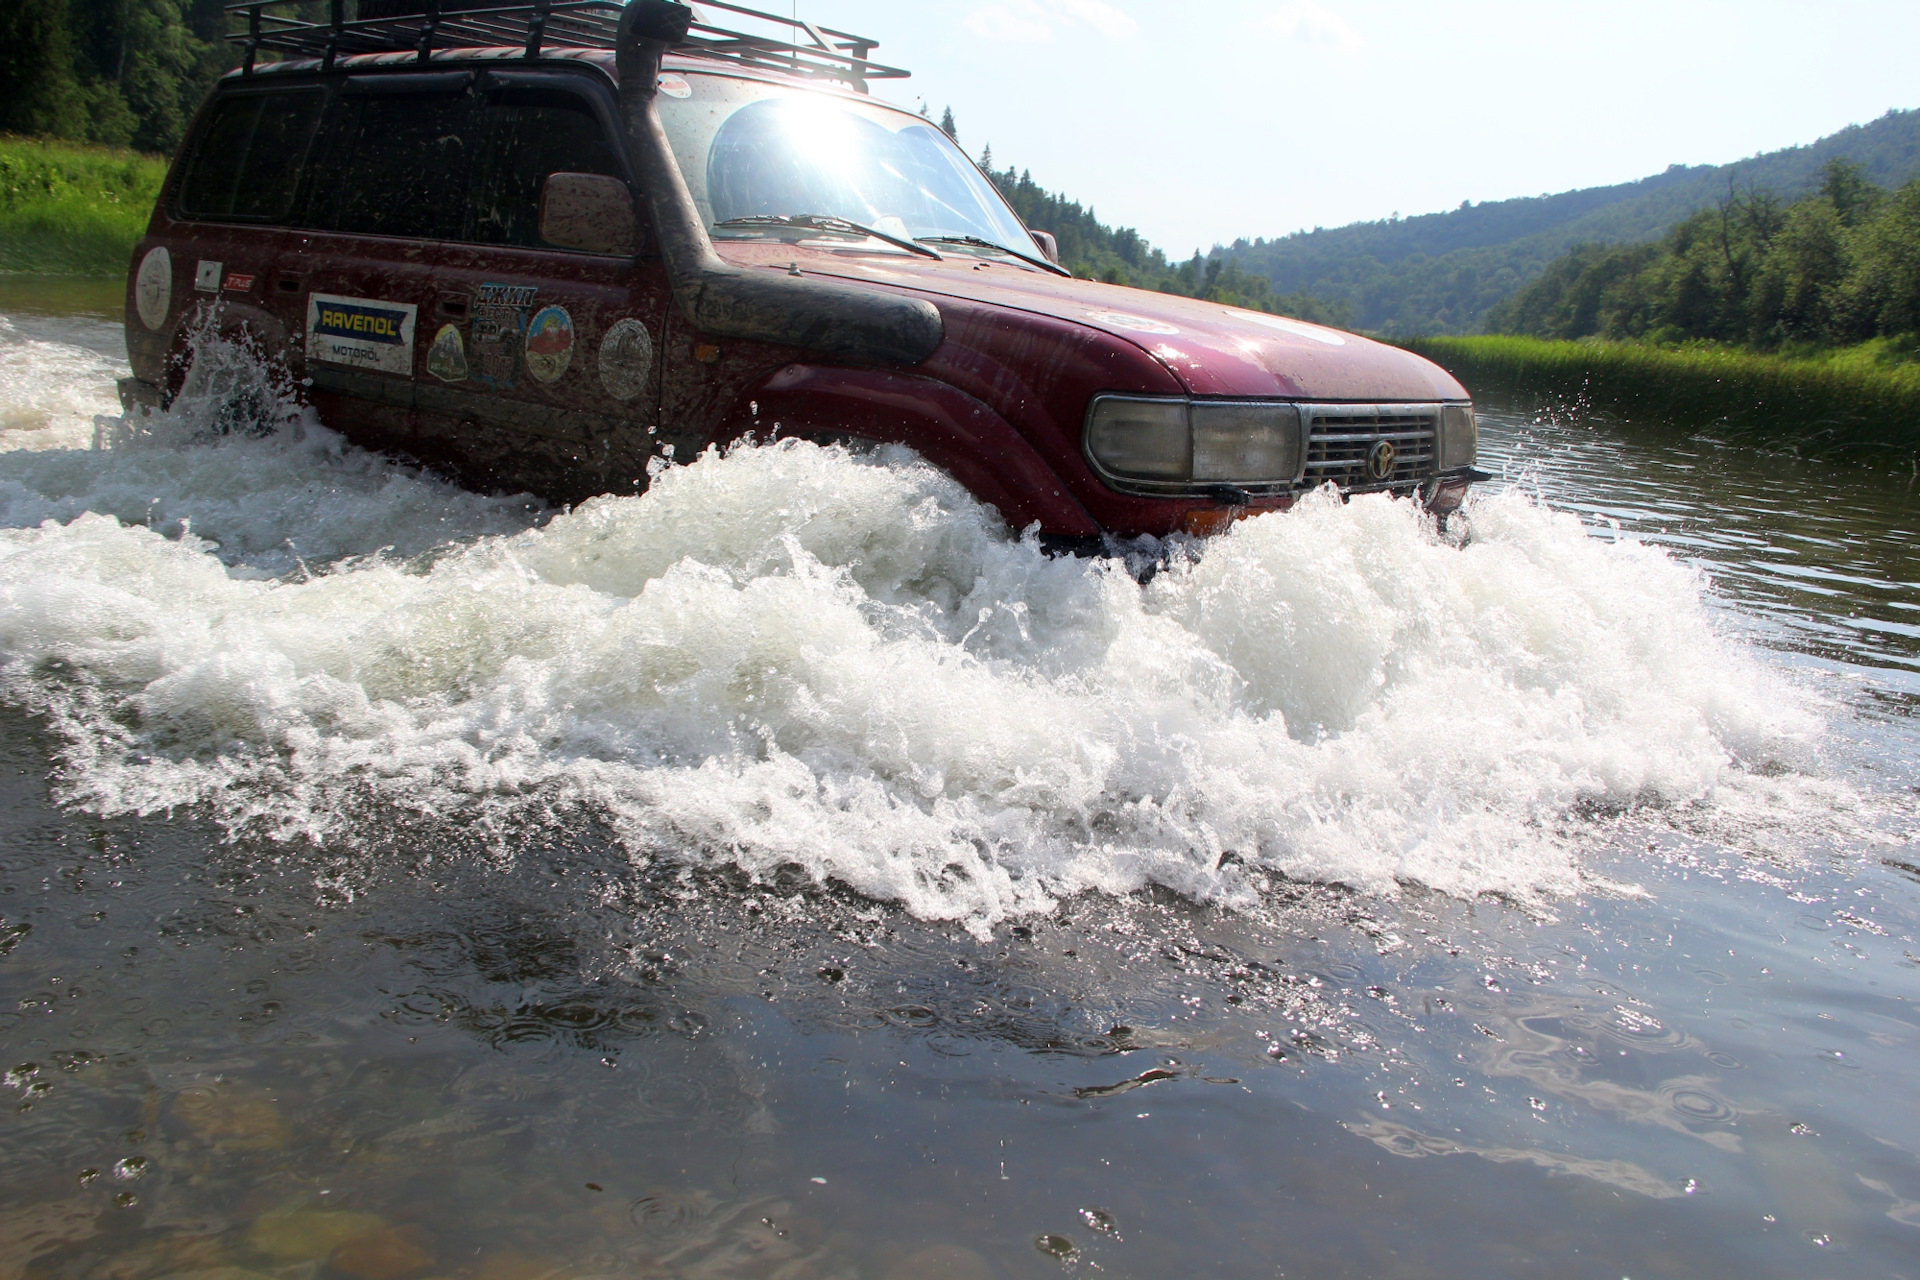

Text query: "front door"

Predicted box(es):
[422, 72, 670, 503]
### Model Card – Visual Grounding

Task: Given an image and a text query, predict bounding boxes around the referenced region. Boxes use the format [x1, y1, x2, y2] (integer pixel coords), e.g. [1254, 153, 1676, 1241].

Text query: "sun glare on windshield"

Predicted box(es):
[673, 76, 1037, 251]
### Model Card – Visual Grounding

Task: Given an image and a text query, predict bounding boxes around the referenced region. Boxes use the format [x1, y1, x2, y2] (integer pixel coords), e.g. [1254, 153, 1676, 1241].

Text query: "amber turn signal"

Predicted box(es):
[1181, 507, 1257, 537]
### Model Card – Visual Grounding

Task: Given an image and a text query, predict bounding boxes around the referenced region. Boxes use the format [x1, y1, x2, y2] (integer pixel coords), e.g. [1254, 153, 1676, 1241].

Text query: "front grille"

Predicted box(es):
[1303, 406, 1438, 491]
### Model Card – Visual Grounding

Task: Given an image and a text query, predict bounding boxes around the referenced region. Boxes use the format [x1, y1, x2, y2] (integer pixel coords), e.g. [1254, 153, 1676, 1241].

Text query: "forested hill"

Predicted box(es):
[1215, 107, 1920, 335]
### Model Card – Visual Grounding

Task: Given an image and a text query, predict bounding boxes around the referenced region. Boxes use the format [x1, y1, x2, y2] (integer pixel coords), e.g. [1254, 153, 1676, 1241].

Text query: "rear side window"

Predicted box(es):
[467, 88, 622, 247]
[312, 91, 474, 241]
[176, 91, 323, 221]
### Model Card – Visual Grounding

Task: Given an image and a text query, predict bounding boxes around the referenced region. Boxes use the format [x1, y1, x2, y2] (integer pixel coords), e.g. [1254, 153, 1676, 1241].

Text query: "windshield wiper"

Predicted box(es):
[915, 235, 1069, 276]
[713, 214, 943, 261]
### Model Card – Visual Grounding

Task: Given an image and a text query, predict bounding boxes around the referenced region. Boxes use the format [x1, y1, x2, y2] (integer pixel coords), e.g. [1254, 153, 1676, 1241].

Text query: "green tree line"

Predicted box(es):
[1218, 109, 1920, 337]
[1491, 160, 1920, 351]
[973, 142, 1348, 326]
[0, 0, 235, 153]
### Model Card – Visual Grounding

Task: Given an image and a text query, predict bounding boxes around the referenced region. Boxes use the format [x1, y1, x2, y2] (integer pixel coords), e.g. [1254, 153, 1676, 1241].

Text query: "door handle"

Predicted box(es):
[277, 273, 303, 293]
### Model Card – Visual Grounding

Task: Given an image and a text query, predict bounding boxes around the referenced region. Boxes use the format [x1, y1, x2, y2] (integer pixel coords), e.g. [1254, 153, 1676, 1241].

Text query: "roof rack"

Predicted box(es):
[225, 0, 909, 92]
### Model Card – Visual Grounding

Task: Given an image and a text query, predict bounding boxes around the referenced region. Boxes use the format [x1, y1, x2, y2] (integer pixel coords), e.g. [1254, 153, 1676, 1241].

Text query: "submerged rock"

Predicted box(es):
[328, 1227, 434, 1280]
[0, 1199, 101, 1280]
[245, 1211, 387, 1263]
[171, 1085, 291, 1151]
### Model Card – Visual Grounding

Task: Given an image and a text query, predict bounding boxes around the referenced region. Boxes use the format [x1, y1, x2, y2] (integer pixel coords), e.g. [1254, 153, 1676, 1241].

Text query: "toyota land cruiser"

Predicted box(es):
[121, 0, 1481, 543]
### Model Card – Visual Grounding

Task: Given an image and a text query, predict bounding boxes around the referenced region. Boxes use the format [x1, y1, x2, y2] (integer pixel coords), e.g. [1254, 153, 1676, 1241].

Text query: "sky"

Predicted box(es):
[759, 0, 1920, 256]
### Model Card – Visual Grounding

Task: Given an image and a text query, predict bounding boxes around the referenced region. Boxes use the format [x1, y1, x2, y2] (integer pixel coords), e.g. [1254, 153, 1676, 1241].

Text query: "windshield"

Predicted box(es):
[656, 72, 1040, 255]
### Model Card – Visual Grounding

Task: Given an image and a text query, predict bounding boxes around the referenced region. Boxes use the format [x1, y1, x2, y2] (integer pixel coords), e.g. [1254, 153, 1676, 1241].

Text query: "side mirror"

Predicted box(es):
[539, 172, 643, 255]
[1029, 229, 1061, 265]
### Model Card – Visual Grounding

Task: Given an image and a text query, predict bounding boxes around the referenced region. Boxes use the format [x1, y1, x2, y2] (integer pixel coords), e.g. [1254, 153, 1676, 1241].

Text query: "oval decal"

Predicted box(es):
[524, 305, 575, 383]
[135, 247, 173, 331]
[597, 318, 655, 401]
[427, 322, 468, 382]
[1083, 309, 1179, 335]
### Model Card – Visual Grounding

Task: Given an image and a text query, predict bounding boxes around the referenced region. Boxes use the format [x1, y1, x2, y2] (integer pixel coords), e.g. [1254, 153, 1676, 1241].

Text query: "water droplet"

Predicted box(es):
[77, 1167, 100, 1185]
[113, 1191, 137, 1208]
[112, 1156, 147, 1180]
[1034, 1234, 1078, 1262]
[1077, 1207, 1119, 1237]
[1790, 1122, 1813, 1136]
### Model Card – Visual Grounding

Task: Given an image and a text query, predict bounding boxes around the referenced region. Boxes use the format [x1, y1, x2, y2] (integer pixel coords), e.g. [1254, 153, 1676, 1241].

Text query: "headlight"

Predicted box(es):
[1084, 397, 1188, 482]
[1085, 396, 1302, 492]
[1440, 403, 1477, 470]
[1192, 402, 1301, 482]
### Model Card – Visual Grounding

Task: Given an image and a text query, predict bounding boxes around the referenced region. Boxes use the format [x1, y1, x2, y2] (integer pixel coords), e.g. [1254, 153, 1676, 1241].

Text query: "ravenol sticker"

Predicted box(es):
[307, 293, 416, 375]
[525, 305, 574, 383]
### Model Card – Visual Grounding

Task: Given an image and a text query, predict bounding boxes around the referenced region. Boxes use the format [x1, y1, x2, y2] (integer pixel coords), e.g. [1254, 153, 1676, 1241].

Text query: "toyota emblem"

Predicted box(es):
[1365, 438, 1398, 481]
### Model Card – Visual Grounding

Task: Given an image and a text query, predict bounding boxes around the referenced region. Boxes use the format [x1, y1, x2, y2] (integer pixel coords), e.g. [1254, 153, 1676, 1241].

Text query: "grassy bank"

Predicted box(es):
[1, 136, 165, 276]
[1397, 334, 1920, 461]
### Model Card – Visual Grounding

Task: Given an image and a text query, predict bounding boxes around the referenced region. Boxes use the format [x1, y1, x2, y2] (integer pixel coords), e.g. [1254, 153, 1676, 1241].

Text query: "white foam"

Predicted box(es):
[0, 315, 546, 574]
[0, 313, 127, 450]
[0, 319, 1844, 930]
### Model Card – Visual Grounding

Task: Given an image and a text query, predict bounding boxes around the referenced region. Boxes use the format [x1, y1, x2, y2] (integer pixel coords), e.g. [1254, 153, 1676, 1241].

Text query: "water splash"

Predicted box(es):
[0, 320, 1841, 930]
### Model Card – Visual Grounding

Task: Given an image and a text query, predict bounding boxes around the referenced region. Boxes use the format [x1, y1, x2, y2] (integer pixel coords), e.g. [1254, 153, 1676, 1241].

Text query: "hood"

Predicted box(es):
[715, 243, 1467, 403]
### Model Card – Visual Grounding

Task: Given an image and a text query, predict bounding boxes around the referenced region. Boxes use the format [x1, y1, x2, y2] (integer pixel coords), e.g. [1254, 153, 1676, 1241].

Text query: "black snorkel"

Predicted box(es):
[613, 0, 945, 365]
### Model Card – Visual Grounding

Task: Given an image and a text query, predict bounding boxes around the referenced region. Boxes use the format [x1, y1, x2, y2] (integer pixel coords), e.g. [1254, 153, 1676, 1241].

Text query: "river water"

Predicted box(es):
[2, 294, 1917, 1279]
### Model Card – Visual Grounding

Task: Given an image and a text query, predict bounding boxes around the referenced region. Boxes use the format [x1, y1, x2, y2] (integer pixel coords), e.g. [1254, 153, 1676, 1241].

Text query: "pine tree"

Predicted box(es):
[938, 105, 957, 141]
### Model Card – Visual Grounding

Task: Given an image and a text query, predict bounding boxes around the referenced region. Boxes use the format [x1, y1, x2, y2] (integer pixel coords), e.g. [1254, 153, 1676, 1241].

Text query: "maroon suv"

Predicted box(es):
[122, 0, 1479, 546]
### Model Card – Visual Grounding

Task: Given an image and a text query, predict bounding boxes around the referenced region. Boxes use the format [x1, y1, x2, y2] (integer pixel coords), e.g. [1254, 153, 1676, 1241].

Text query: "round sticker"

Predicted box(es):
[1083, 309, 1179, 335]
[427, 322, 469, 382]
[656, 73, 692, 98]
[135, 247, 172, 331]
[1231, 309, 1347, 346]
[524, 306, 575, 383]
[597, 317, 655, 401]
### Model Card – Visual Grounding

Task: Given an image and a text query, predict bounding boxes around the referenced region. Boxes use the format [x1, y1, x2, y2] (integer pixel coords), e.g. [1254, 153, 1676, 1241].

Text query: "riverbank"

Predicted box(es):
[1397, 334, 1920, 461]
[0, 135, 164, 276]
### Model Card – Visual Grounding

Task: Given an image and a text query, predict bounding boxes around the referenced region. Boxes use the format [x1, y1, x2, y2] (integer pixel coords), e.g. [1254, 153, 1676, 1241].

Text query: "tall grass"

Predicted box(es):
[0, 136, 166, 276]
[1397, 335, 1920, 462]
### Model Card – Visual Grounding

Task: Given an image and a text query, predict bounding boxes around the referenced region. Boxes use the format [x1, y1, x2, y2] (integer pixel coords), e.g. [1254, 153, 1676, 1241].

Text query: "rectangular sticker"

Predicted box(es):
[223, 273, 255, 293]
[469, 281, 538, 390]
[306, 292, 417, 376]
[194, 260, 222, 293]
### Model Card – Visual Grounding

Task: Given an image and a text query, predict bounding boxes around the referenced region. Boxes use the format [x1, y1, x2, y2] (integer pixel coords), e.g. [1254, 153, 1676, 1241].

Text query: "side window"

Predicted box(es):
[468, 88, 623, 248]
[313, 90, 474, 240]
[176, 91, 323, 221]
